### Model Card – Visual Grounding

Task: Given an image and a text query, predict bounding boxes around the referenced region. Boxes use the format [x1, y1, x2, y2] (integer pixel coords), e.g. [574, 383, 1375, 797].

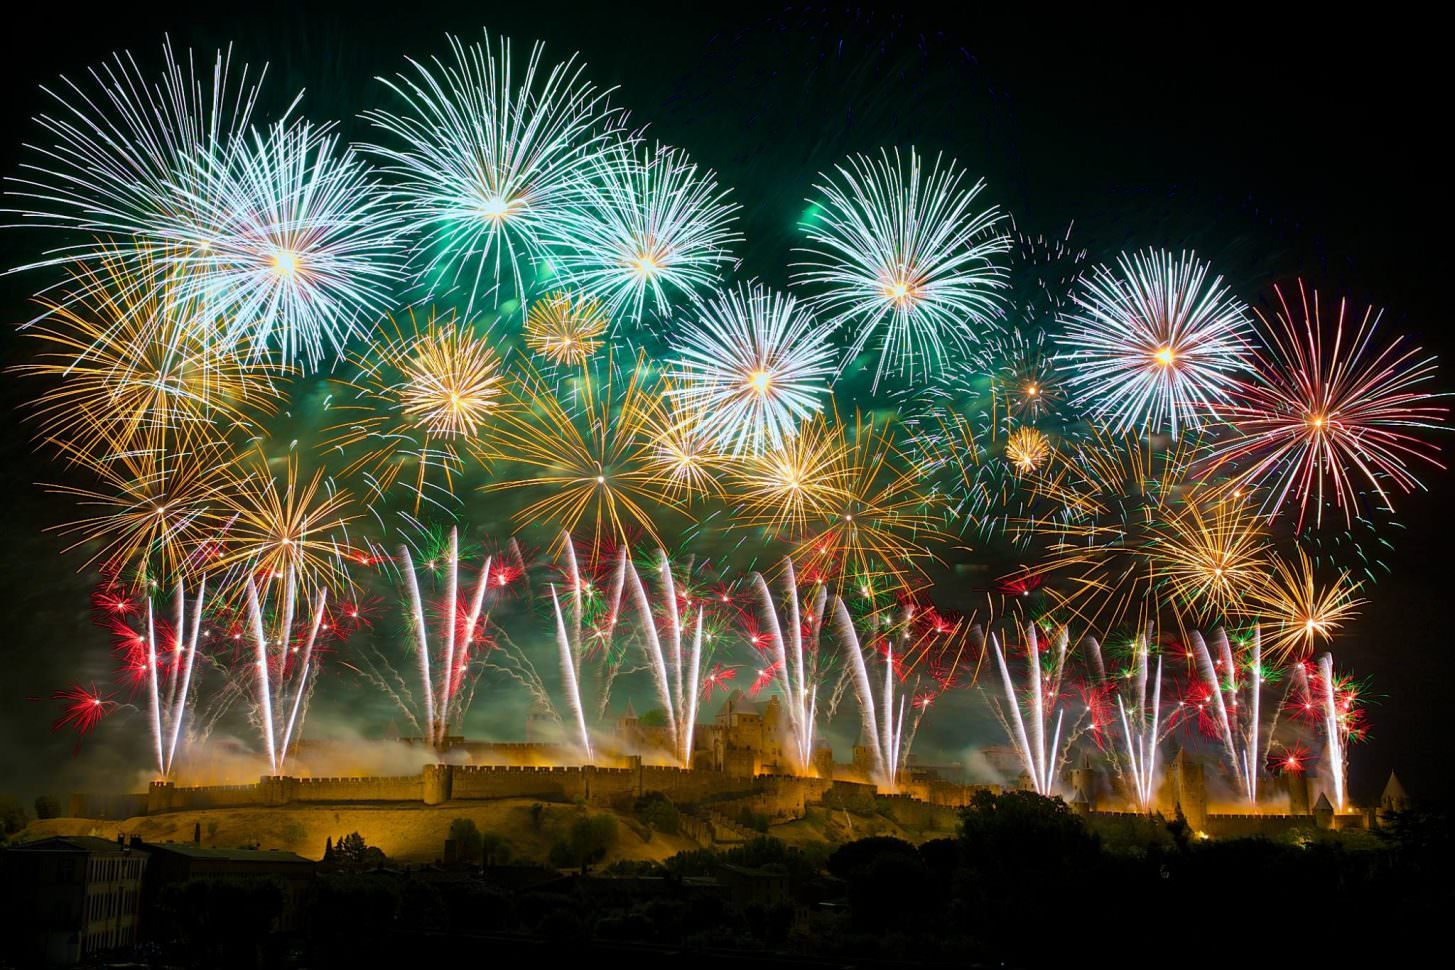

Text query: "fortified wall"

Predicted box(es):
[128, 759, 876, 818]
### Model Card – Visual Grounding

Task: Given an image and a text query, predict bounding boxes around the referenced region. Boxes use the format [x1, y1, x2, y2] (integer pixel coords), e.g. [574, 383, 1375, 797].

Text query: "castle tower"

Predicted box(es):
[1313, 791, 1335, 830]
[1172, 749, 1208, 832]
[812, 744, 835, 781]
[616, 700, 639, 749]
[1377, 771, 1411, 827]
[1069, 759, 1098, 812]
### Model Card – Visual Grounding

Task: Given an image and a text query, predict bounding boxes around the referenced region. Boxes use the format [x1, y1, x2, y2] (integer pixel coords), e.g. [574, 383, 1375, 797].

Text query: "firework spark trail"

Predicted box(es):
[622, 555, 678, 746]
[610, 550, 715, 764]
[245, 570, 329, 774]
[1189, 629, 1253, 805]
[986, 624, 1075, 796]
[397, 527, 494, 745]
[830, 596, 914, 790]
[1318, 652, 1346, 811]
[749, 562, 822, 770]
[145, 600, 164, 777]
[1113, 638, 1163, 811]
[278, 587, 328, 762]
[550, 585, 593, 761]
[164, 578, 206, 775]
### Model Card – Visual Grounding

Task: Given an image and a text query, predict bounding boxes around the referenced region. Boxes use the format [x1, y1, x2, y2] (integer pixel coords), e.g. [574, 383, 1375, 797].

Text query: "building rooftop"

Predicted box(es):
[6, 836, 143, 856]
[143, 843, 313, 864]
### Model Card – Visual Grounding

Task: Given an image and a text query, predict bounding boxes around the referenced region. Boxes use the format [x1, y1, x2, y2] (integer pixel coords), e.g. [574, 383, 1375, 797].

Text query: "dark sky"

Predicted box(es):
[1, 5, 1449, 805]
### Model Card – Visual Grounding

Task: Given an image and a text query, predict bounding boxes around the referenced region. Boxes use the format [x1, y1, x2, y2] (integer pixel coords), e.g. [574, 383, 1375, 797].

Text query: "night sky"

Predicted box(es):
[2, 6, 1448, 806]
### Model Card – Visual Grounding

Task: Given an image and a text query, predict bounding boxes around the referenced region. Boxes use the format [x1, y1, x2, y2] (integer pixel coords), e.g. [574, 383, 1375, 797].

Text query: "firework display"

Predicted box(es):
[6, 33, 1445, 818]
[793, 147, 1010, 390]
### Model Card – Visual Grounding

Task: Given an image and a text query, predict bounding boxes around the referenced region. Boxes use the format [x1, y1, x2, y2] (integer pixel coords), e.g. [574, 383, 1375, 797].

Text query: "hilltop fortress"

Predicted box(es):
[68, 691, 1406, 839]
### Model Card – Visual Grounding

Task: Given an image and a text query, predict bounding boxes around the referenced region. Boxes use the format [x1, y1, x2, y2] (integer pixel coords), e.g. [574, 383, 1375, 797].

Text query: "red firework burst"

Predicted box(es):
[52, 683, 117, 734]
[1202, 280, 1447, 529]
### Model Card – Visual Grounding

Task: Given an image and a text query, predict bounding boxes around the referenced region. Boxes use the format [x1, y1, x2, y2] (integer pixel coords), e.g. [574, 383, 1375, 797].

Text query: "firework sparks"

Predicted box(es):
[1058, 249, 1253, 437]
[985, 622, 1079, 796]
[13, 250, 284, 462]
[524, 290, 609, 365]
[749, 561, 827, 772]
[362, 31, 619, 313]
[1005, 426, 1052, 474]
[487, 354, 681, 551]
[727, 413, 849, 538]
[1200, 281, 1446, 528]
[1252, 548, 1364, 662]
[52, 683, 118, 735]
[329, 309, 505, 513]
[396, 528, 497, 746]
[180, 120, 403, 368]
[45, 439, 230, 587]
[243, 569, 329, 774]
[213, 447, 359, 597]
[5, 40, 269, 312]
[666, 282, 836, 455]
[794, 147, 1009, 389]
[550, 141, 742, 323]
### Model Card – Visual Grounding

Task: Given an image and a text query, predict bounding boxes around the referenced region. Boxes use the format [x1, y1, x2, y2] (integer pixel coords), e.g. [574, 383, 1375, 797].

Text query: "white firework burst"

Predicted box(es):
[1057, 248, 1253, 437]
[666, 283, 836, 455]
[177, 120, 403, 369]
[4, 40, 277, 318]
[548, 141, 741, 324]
[792, 147, 1010, 389]
[362, 30, 620, 314]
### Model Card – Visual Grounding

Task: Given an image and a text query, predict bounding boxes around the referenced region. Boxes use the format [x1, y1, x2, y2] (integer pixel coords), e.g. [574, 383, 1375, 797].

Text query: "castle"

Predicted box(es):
[68, 689, 1410, 839]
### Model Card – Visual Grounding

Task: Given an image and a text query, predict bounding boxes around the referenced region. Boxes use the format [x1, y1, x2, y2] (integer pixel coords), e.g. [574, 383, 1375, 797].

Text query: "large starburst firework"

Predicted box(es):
[793, 147, 1009, 389]
[1058, 249, 1253, 437]
[666, 283, 835, 455]
[1253, 547, 1364, 662]
[1152, 493, 1269, 621]
[45, 439, 231, 587]
[5, 41, 269, 309]
[727, 414, 848, 538]
[549, 141, 742, 323]
[213, 447, 359, 595]
[487, 355, 681, 550]
[178, 121, 403, 368]
[1200, 281, 1446, 528]
[362, 31, 619, 313]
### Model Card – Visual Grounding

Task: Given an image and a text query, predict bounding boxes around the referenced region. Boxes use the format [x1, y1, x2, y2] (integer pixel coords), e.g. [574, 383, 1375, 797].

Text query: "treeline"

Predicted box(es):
[133, 791, 1455, 966]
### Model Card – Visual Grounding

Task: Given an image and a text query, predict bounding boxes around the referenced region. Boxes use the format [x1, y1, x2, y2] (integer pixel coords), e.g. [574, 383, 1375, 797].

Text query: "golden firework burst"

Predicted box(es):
[1005, 426, 1051, 474]
[212, 446, 360, 596]
[328, 309, 505, 512]
[1010, 429, 1201, 632]
[524, 290, 608, 366]
[486, 354, 682, 552]
[794, 410, 940, 589]
[641, 381, 726, 501]
[1252, 548, 1364, 661]
[1152, 492, 1269, 620]
[726, 413, 849, 537]
[14, 250, 282, 461]
[45, 435, 231, 587]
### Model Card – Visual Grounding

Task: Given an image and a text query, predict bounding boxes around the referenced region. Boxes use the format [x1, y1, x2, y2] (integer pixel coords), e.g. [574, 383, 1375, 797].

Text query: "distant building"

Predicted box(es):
[138, 841, 317, 932]
[1, 835, 147, 966]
